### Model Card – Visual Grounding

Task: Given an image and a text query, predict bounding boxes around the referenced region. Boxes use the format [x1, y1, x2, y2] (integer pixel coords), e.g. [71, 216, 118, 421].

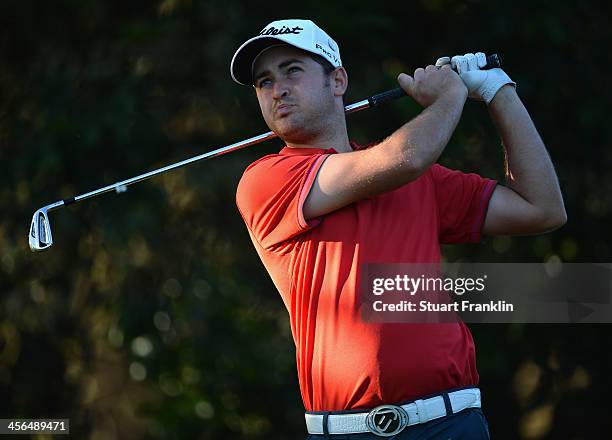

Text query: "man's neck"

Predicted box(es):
[285, 133, 352, 153]
[284, 115, 352, 153]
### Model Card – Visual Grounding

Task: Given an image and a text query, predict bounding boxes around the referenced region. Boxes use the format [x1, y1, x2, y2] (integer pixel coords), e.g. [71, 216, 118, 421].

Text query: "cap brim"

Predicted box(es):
[230, 36, 292, 85]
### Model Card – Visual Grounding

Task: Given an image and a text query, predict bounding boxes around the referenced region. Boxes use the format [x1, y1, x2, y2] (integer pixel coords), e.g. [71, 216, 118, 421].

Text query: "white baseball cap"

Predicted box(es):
[230, 19, 342, 86]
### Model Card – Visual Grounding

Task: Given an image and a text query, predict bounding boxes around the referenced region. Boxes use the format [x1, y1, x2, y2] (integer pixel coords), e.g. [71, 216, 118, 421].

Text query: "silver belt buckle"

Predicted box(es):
[365, 404, 409, 437]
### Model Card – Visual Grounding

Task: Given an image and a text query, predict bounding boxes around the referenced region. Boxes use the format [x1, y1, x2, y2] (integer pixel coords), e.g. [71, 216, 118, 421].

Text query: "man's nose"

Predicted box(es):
[272, 80, 290, 99]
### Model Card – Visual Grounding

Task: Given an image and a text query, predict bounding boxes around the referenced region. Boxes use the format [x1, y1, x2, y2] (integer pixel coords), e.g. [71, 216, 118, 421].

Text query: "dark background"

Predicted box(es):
[1, 0, 610, 438]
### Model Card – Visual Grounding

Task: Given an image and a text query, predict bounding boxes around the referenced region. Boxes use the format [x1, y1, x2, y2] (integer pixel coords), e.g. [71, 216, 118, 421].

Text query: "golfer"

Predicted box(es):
[231, 19, 566, 439]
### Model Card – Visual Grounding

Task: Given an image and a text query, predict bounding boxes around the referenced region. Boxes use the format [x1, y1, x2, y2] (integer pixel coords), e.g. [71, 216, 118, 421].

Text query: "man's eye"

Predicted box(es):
[257, 78, 272, 88]
[288, 66, 301, 74]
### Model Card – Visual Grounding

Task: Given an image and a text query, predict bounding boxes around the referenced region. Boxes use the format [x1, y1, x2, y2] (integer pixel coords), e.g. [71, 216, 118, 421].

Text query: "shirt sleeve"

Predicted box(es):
[236, 153, 329, 250]
[430, 164, 498, 244]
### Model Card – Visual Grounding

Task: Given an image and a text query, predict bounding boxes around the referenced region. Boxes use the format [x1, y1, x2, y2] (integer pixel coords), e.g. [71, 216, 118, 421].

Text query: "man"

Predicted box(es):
[231, 19, 566, 439]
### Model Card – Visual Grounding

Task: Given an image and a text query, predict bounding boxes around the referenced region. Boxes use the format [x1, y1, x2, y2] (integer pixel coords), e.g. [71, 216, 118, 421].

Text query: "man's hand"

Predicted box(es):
[397, 64, 467, 108]
[436, 52, 516, 105]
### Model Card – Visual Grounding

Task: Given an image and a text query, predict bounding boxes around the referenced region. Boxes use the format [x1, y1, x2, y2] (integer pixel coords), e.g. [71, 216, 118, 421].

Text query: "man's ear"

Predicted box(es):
[332, 67, 348, 97]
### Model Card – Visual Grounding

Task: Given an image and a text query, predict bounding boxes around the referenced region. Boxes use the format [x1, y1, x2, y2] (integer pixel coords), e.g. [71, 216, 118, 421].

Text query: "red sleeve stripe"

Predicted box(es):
[297, 154, 330, 229]
[470, 180, 498, 242]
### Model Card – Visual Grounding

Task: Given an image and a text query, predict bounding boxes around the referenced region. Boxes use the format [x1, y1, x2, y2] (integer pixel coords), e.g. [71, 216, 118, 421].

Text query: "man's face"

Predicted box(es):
[252, 45, 337, 143]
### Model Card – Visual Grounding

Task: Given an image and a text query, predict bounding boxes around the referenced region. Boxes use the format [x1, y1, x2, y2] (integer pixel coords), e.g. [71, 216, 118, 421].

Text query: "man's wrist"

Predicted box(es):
[483, 71, 516, 105]
[435, 91, 467, 117]
[488, 84, 518, 109]
[433, 87, 468, 108]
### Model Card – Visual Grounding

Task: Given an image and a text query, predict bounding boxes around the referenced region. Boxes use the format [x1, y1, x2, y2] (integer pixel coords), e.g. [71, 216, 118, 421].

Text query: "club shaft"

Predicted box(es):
[47, 98, 376, 212]
[67, 131, 279, 207]
[344, 99, 370, 114]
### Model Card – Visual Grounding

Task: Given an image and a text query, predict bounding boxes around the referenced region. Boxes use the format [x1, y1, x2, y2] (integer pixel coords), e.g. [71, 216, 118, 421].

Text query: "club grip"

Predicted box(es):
[368, 88, 407, 107]
[483, 53, 502, 70]
[368, 53, 502, 108]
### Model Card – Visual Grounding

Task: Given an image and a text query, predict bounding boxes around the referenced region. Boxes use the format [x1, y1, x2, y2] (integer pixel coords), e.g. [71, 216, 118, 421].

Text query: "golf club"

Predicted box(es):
[29, 53, 502, 252]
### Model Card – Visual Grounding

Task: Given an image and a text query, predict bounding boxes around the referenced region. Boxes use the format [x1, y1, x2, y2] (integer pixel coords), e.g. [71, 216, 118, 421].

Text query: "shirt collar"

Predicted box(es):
[279, 146, 337, 155]
[278, 142, 360, 156]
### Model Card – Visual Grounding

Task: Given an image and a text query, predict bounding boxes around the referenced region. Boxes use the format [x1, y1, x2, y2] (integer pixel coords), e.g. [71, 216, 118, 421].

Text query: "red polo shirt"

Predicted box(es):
[236, 144, 497, 412]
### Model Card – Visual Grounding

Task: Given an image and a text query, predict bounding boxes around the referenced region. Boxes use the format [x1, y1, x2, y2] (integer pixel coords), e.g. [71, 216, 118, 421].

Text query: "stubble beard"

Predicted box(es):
[270, 90, 337, 146]
[272, 112, 317, 144]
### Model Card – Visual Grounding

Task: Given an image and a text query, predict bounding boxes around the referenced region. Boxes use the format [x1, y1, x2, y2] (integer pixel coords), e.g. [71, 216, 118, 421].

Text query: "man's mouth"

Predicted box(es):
[275, 103, 294, 117]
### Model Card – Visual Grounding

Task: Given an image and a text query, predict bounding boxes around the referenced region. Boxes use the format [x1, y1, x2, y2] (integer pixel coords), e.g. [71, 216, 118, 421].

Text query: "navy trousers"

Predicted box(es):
[306, 408, 490, 440]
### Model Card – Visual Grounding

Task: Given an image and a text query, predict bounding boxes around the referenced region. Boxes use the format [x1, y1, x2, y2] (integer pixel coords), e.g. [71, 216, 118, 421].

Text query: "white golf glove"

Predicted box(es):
[435, 52, 516, 105]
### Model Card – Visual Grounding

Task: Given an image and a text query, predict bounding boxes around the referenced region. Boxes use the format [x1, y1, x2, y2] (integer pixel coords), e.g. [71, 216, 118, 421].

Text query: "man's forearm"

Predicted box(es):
[380, 90, 467, 177]
[488, 86, 566, 222]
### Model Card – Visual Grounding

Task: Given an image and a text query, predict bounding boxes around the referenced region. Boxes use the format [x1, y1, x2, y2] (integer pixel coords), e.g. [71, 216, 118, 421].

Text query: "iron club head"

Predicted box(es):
[29, 208, 53, 252]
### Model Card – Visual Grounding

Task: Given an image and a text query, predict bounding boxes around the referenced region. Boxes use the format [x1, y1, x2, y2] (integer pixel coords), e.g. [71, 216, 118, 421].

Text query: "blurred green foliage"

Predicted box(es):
[1, 0, 611, 438]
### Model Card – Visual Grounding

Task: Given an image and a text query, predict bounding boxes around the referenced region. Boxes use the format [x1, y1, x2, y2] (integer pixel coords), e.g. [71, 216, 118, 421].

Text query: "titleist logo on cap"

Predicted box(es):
[259, 25, 304, 36]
